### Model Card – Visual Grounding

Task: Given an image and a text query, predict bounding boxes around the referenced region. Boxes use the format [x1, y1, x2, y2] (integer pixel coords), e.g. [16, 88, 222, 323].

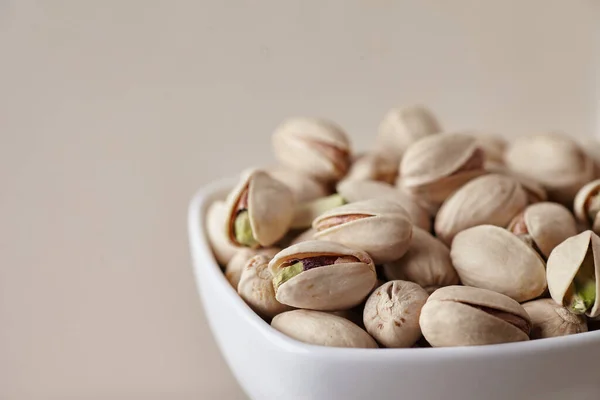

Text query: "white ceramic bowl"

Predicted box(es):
[188, 178, 600, 400]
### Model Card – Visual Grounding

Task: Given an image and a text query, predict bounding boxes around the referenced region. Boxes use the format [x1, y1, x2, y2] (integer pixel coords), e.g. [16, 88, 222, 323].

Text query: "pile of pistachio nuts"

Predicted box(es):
[205, 105, 600, 349]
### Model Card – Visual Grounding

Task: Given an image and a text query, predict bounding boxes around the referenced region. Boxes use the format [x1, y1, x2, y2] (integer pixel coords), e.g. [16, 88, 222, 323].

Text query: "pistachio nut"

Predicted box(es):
[400, 133, 486, 209]
[272, 117, 351, 182]
[237, 255, 292, 318]
[336, 180, 431, 231]
[206, 200, 238, 266]
[265, 165, 330, 202]
[420, 285, 531, 347]
[224, 170, 295, 248]
[363, 280, 429, 348]
[289, 227, 317, 246]
[225, 247, 280, 289]
[271, 310, 378, 348]
[504, 132, 594, 205]
[451, 225, 547, 302]
[522, 298, 587, 339]
[573, 179, 600, 233]
[383, 227, 459, 294]
[269, 240, 377, 311]
[290, 194, 346, 229]
[313, 198, 413, 264]
[342, 151, 399, 184]
[375, 105, 442, 161]
[507, 202, 578, 259]
[547, 230, 600, 317]
[434, 174, 528, 245]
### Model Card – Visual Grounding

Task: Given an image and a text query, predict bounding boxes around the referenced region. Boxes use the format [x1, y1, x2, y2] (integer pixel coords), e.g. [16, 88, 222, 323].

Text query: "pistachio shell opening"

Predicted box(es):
[547, 230, 600, 317]
[522, 298, 587, 339]
[291, 194, 346, 229]
[420, 286, 531, 347]
[269, 240, 377, 311]
[313, 198, 413, 264]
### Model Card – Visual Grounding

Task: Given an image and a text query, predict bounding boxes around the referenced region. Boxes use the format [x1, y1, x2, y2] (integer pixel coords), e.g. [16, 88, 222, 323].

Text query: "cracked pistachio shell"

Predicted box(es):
[574, 179, 600, 233]
[271, 310, 378, 348]
[265, 165, 330, 202]
[547, 230, 600, 317]
[206, 200, 238, 266]
[505, 132, 594, 205]
[312, 198, 413, 264]
[342, 152, 399, 184]
[435, 174, 528, 245]
[451, 225, 547, 302]
[290, 194, 346, 229]
[375, 105, 442, 161]
[225, 247, 280, 289]
[272, 117, 351, 182]
[336, 180, 431, 231]
[363, 280, 429, 348]
[383, 227, 459, 294]
[224, 170, 294, 248]
[507, 202, 578, 259]
[400, 133, 486, 208]
[522, 299, 587, 339]
[420, 286, 531, 347]
[237, 255, 292, 318]
[269, 240, 377, 311]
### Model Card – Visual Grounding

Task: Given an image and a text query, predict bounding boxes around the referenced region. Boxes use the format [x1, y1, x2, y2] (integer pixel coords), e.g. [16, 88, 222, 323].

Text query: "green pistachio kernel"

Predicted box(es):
[273, 261, 304, 289]
[234, 210, 258, 247]
[568, 246, 596, 314]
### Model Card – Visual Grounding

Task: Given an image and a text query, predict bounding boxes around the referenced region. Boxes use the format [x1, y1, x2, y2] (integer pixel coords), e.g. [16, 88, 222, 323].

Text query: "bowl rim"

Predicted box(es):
[187, 177, 600, 360]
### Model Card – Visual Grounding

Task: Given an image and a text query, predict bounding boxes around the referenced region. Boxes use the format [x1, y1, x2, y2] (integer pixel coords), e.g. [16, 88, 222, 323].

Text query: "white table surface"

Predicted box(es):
[1, 1, 598, 399]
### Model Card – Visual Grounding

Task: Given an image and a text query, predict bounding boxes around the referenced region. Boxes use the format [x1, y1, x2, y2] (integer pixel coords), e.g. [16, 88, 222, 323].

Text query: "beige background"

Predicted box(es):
[1, 1, 598, 399]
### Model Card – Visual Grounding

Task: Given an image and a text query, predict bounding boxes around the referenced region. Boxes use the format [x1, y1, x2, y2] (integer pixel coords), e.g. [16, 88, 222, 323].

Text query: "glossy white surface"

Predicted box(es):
[188, 179, 600, 400]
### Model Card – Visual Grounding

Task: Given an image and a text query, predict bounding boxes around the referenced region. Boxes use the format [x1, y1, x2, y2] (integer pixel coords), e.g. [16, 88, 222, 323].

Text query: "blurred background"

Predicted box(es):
[1, 1, 598, 399]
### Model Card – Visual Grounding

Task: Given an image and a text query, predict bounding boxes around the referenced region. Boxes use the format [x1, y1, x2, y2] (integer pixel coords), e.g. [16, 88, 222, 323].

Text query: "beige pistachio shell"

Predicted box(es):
[206, 200, 238, 266]
[336, 180, 431, 231]
[573, 179, 600, 233]
[342, 152, 398, 184]
[435, 174, 528, 245]
[451, 225, 547, 302]
[271, 310, 378, 348]
[272, 117, 351, 182]
[420, 286, 531, 347]
[401, 133, 484, 189]
[265, 165, 330, 202]
[504, 132, 594, 205]
[383, 227, 459, 293]
[508, 202, 578, 258]
[290, 194, 345, 229]
[269, 240, 377, 311]
[224, 170, 295, 248]
[225, 247, 280, 289]
[237, 255, 292, 318]
[522, 299, 587, 339]
[375, 105, 442, 161]
[363, 280, 429, 348]
[329, 308, 365, 328]
[312, 198, 413, 264]
[546, 230, 600, 317]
